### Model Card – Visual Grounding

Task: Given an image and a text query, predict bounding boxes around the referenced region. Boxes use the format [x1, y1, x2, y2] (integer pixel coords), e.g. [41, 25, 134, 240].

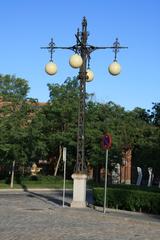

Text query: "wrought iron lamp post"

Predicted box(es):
[41, 17, 127, 207]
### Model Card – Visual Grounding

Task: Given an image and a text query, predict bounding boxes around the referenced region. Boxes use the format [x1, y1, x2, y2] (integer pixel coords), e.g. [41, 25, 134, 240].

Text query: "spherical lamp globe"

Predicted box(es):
[69, 54, 83, 68]
[86, 69, 94, 82]
[108, 61, 121, 76]
[45, 61, 58, 75]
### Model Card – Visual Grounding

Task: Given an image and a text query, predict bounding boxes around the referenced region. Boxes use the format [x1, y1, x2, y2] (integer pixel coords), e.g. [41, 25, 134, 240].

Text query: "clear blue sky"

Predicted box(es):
[0, 0, 159, 111]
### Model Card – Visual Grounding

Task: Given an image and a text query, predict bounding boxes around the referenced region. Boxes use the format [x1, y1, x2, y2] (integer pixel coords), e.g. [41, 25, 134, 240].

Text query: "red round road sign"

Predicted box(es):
[102, 134, 112, 149]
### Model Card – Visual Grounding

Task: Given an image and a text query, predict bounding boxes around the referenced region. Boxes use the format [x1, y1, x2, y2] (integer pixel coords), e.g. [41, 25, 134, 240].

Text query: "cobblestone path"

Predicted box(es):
[0, 192, 160, 240]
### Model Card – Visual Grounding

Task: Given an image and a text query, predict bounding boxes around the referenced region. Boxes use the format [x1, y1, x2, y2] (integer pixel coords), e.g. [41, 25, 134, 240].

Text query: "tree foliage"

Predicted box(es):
[0, 74, 30, 100]
[0, 75, 160, 182]
[151, 102, 160, 126]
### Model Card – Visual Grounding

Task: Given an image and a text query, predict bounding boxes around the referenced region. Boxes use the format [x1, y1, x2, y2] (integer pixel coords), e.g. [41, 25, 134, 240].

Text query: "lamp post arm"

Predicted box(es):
[41, 42, 128, 61]
[40, 45, 128, 51]
[90, 46, 128, 50]
[41, 46, 76, 51]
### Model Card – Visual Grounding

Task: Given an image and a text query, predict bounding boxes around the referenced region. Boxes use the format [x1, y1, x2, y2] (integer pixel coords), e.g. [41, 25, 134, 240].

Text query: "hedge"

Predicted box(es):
[93, 187, 160, 214]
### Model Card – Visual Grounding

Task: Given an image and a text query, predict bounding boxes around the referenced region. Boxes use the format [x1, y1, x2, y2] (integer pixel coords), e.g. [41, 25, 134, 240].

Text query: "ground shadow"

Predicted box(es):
[20, 183, 71, 207]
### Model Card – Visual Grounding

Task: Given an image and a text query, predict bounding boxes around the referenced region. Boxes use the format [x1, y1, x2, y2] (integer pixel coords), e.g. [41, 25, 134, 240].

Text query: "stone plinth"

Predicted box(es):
[71, 173, 87, 208]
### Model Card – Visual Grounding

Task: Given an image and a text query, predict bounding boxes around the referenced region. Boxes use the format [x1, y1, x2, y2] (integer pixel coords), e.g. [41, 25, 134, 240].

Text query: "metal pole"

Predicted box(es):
[62, 147, 67, 207]
[103, 149, 109, 214]
[76, 17, 87, 173]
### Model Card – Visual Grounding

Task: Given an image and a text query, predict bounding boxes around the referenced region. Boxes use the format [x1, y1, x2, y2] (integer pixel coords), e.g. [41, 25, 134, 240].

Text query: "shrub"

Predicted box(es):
[93, 187, 160, 214]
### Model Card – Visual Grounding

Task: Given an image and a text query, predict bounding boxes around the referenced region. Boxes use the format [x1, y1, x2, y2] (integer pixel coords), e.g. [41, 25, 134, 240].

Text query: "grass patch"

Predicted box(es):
[0, 175, 73, 189]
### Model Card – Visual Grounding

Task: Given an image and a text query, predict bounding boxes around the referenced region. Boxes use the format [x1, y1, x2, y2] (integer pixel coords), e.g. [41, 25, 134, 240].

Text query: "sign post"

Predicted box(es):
[102, 134, 112, 214]
[104, 149, 109, 214]
[62, 147, 67, 207]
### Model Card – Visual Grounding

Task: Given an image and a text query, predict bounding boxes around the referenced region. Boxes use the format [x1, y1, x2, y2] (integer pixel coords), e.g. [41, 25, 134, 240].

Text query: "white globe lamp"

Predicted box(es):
[86, 69, 94, 82]
[108, 61, 121, 76]
[69, 54, 83, 68]
[45, 61, 58, 75]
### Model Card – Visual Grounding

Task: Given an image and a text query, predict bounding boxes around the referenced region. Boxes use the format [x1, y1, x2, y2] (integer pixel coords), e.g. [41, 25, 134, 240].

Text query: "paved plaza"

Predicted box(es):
[0, 190, 160, 240]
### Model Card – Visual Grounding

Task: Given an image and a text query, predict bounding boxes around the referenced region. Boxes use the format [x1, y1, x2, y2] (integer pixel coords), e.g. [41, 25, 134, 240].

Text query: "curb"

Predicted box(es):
[88, 204, 160, 219]
[0, 188, 72, 192]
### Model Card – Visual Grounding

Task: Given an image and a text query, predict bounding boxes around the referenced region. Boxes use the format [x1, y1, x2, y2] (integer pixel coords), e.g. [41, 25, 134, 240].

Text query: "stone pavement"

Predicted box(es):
[0, 191, 160, 240]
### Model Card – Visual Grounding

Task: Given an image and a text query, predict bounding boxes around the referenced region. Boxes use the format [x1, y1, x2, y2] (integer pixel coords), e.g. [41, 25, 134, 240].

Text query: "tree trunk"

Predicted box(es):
[93, 164, 101, 184]
[54, 145, 62, 176]
[10, 160, 15, 188]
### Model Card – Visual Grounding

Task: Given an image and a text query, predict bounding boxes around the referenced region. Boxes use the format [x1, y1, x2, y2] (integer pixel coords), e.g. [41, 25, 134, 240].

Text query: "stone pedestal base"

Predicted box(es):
[71, 173, 87, 208]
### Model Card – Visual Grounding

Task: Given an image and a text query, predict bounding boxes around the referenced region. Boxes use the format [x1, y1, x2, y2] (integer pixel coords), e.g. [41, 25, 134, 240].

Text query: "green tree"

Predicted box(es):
[151, 102, 160, 126]
[0, 74, 30, 100]
[40, 77, 79, 175]
[0, 74, 37, 183]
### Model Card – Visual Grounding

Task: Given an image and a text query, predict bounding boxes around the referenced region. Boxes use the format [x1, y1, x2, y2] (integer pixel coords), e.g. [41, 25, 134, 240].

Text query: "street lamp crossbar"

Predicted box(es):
[41, 41, 128, 62]
[40, 44, 128, 51]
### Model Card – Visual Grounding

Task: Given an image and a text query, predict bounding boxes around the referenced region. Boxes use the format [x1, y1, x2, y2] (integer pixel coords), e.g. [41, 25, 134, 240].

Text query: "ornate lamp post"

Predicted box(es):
[41, 17, 127, 208]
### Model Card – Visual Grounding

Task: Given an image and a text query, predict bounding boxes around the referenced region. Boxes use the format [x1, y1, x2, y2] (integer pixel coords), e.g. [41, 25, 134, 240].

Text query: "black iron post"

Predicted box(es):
[76, 17, 88, 173]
